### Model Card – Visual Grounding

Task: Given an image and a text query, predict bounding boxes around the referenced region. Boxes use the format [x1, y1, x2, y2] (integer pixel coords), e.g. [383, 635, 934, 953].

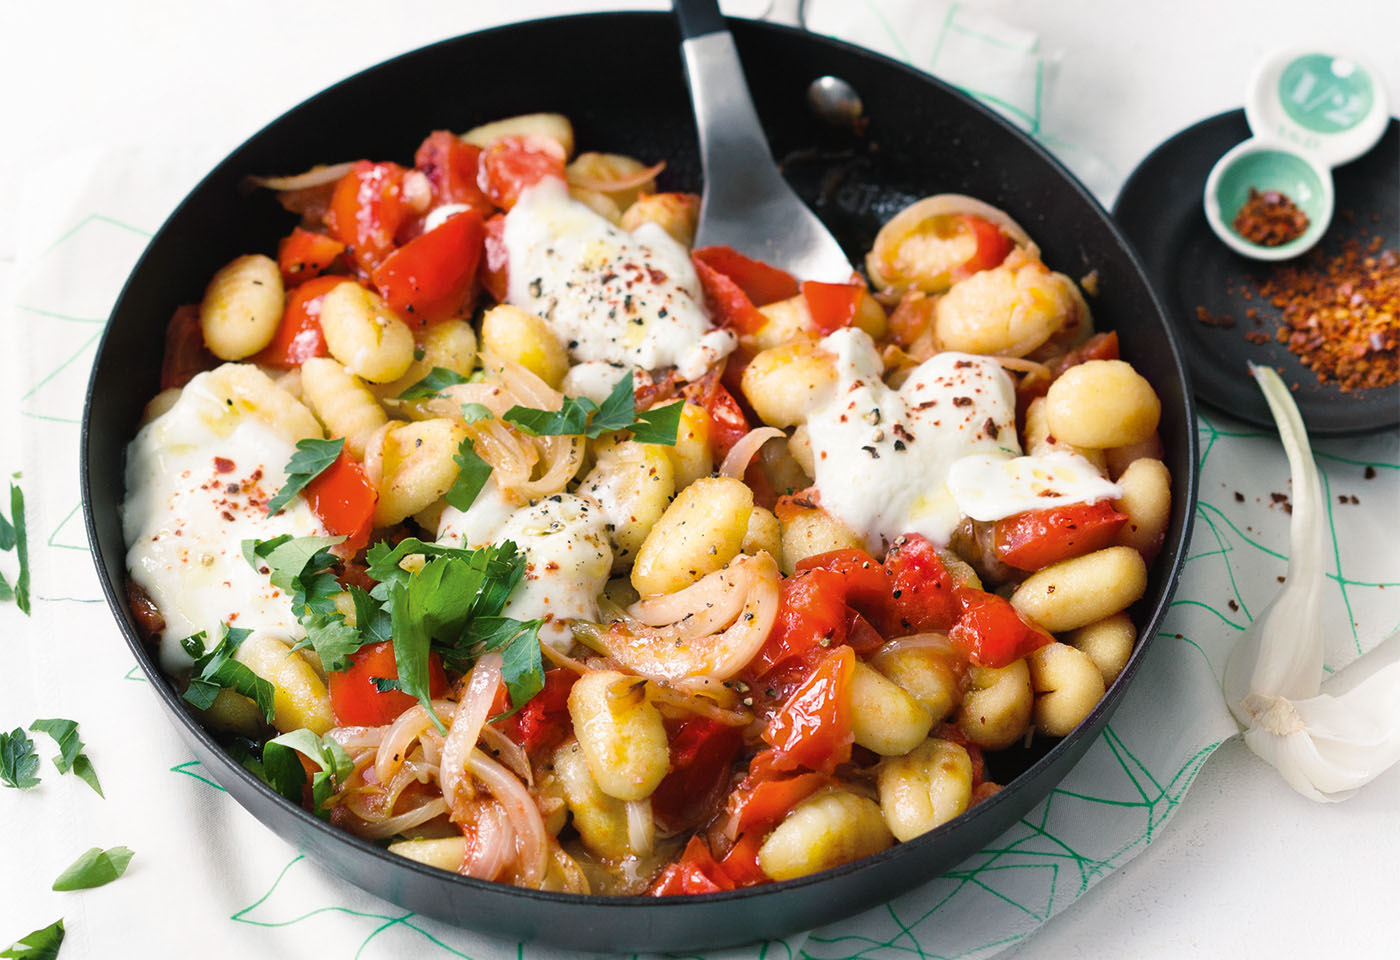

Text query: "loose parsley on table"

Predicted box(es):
[28, 719, 102, 797]
[0, 480, 30, 616]
[51, 846, 134, 891]
[0, 727, 41, 790]
[265, 437, 345, 516]
[0, 918, 64, 959]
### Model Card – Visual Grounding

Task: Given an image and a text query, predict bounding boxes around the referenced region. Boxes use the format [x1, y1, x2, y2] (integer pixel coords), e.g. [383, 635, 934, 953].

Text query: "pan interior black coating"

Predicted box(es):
[1114, 111, 1398, 435]
[81, 13, 1197, 952]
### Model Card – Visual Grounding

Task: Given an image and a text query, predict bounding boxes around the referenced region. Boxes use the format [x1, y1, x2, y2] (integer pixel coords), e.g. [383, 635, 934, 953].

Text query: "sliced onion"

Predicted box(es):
[245, 161, 356, 192]
[547, 845, 591, 894]
[470, 749, 550, 889]
[479, 725, 533, 786]
[720, 427, 784, 480]
[375, 699, 454, 785]
[628, 561, 749, 639]
[645, 677, 751, 726]
[460, 799, 514, 881]
[441, 654, 503, 811]
[567, 159, 666, 194]
[626, 798, 655, 857]
[326, 726, 386, 750]
[991, 355, 1052, 377]
[352, 797, 449, 840]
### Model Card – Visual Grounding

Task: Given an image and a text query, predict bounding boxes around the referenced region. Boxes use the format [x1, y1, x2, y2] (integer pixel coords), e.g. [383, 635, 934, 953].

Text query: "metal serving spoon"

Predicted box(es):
[674, 0, 853, 281]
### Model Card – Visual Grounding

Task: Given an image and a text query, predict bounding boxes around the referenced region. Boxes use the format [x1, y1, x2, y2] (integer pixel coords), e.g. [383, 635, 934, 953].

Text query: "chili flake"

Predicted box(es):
[1232, 188, 1309, 247]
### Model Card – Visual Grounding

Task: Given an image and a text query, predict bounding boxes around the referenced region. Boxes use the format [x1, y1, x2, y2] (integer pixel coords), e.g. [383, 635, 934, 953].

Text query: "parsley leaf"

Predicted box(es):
[0, 728, 40, 790]
[247, 534, 366, 671]
[51, 846, 134, 891]
[266, 438, 345, 516]
[0, 482, 31, 615]
[397, 367, 471, 400]
[181, 624, 275, 722]
[501, 372, 682, 444]
[0, 918, 64, 959]
[446, 436, 493, 511]
[260, 729, 352, 818]
[465, 616, 545, 707]
[459, 402, 495, 424]
[28, 719, 102, 798]
[348, 585, 391, 645]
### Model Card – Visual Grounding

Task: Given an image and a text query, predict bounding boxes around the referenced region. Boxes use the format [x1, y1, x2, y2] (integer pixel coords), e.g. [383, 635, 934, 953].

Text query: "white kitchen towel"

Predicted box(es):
[3, 13, 1397, 960]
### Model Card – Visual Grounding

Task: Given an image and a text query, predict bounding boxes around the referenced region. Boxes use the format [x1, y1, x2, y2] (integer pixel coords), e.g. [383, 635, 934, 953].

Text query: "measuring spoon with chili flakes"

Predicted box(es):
[1203, 48, 1389, 262]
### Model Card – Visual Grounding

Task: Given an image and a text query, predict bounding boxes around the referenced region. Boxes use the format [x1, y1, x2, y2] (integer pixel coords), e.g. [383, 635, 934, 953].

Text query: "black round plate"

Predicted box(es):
[82, 12, 1197, 953]
[1114, 110, 1399, 435]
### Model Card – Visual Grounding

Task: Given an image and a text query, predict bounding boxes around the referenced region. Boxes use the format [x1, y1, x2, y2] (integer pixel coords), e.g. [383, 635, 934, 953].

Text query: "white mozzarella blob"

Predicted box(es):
[946, 451, 1122, 522]
[123, 368, 327, 672]
[437, 489, 611, 652]
[503, 180, 732, 377]
[806, 329, 1021, 549]
[559, 360, 630, 406]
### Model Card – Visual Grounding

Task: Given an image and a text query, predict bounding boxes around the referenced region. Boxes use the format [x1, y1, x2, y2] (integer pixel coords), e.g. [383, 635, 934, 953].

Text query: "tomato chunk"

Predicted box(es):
[682, 374, 751, 458]
[500, 667, 575, 752]
[948, 589, 1053, 668]
[993, 501, 1129, 572]
[692, 246, 798, 306]
[727, 767, 830, 836]
[252, 274, 345, 369]
[691, 255, 766, 335]
[304, 449, 378, 554]
[370, 209, 483, 326]
[717, 831, 768, 887]
[950, 215, 1015, 282]
[328, 641, 448, 726]
[414, 131, 491, 211]
[160, 304, 216, 390]
[651, 717, 744, 834]
[479, 213, 510, 303]
[879, 534, 960, 635]
[801, 280, 864, 334]
[478, 135, 566, 210]
[761, 645, 856, 774]
[650, 836, 735, 896]
[326, 160, 408, 272]
[277, 227, 345, 286]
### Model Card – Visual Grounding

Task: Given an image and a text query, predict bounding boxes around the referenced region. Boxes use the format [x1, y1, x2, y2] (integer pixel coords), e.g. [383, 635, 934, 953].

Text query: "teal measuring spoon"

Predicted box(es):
[1203, 49, 1389, 260]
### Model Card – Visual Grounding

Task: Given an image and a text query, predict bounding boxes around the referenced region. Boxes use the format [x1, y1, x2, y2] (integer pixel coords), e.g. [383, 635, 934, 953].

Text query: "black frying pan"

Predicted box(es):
[81, 13, 1197, 952]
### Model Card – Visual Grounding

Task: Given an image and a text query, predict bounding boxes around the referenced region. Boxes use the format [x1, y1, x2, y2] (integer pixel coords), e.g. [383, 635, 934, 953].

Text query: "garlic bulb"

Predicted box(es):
[1222, 364, 1400, 802]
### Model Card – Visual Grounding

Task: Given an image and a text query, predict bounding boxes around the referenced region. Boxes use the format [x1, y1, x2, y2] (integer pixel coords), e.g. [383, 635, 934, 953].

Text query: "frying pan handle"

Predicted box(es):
[673, 0, 726, 40]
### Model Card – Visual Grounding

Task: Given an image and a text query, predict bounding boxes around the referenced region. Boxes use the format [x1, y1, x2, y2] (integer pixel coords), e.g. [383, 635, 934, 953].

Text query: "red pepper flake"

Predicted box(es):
[213, 457, 235, 473]
[1195, 305, 1235, 328]
[1232, 188, 1309, 247]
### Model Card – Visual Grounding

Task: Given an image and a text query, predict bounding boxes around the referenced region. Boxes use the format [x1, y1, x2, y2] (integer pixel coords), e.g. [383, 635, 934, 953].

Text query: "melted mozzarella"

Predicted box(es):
[946, 451, 1122, 522]
[504, 180, 733, 376]
[437, 490, 612, 651]
[123, 369, 326, 672]
[559, 360, 630, 406]
[806, 329, 1021, 549]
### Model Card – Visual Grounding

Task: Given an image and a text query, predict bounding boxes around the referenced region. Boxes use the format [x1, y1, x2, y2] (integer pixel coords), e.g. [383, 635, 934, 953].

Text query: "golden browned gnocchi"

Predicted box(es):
[127, 126, 1174, 901]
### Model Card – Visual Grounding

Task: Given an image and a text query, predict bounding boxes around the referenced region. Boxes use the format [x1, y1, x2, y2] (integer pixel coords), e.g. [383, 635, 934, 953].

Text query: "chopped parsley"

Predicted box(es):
[445, 436, 493, 511]
[0, 727, 40, 790]
[265, 438, 344, 516]
[180, 624, 275, 722]
[28, 719, 102, 797]
[260, 729, 352, 819]
[51, 846, 134, 891]
[0, 480, 31, 615]
[0, 918, 64, 959]
[396, 366, 472, 400]
[243, 534, 365, 671]
[503, 371, 683, 443]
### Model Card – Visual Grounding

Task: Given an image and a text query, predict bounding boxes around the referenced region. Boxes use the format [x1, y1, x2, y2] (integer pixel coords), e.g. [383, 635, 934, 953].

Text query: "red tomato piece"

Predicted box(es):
[303, 449, 378, 554]
[761, 645, 856, 774]
[325, 160, 408, 272]
[414, 131, 491, 211]
[993, 501, 1130, 572]
[651, 718, 744, 834]
[795, 549, 889, 610]
[682, 374, 751, 458]
[160, 304, 216, 390]
[801, 280, 864, 334]
[649, 836, 736, 897]
[1050, 330, 1120, 378]
[880, 534, 961, 635]
[328, 641, 448, 727]
[717, 831, 768, 887]
[691, 255, 766, 335]
[749, 568, 849, 681]
[727, 769, 830, 836]
[692, 246, 799, 306]
[501, 667, 576, 752]
[370, 209, 484, 326]
[277, 227, 346, 286]
[948, 589, 1054, 669]
[949, 215, 1015, 282]
[479, 213, 510, 303]
[845, 609, 885, 655]
[252, 274, 345, 369]
[478, 135, 566, 211]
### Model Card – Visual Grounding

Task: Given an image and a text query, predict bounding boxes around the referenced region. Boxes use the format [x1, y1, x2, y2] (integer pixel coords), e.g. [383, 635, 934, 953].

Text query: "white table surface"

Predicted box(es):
[1, 2, 1397, 957]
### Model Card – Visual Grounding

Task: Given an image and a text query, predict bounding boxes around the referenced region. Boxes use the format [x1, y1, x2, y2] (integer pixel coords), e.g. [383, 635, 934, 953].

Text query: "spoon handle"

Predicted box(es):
[673, 0, 726, 40]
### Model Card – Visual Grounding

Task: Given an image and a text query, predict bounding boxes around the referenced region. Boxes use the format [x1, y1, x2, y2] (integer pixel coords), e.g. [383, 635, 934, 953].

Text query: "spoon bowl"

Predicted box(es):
[807, 74, 865, 131]
[1203, 139, 1333, 260]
